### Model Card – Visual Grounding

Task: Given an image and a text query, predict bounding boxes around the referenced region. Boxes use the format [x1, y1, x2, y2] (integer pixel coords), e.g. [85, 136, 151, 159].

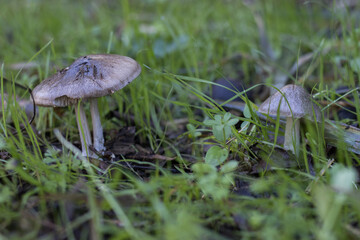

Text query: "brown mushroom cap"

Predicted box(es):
[258, 84, 321, 120]
[33, 54, 141, 107]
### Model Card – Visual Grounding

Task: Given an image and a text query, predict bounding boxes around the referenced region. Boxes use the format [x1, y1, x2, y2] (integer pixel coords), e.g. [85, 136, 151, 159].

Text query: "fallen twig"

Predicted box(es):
[53, 128, 87, 162]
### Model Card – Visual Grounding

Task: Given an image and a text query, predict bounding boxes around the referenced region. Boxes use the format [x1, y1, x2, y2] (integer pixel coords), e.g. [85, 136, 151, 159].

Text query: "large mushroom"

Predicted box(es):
[258, 84, 321, 155]
[33, 54, 141, 157]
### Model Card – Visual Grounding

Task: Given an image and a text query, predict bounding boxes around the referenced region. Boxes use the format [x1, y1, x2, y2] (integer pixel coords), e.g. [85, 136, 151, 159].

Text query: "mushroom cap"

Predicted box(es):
[33, 54, 141, 107]
[258, 84, 321, 120]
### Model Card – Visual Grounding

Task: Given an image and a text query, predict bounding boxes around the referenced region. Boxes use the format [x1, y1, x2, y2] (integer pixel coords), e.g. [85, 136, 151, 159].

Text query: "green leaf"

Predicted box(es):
[186, 123, 201, 138]
[227, 118, 239, 126]
[214, 115, 222, 122]
[240, 121, 250, 131]
[224, 126, 232, 139]
[205, 146, 229, 167]
[213, 125, 225, 141]
[204, 113, 239, 142]
[203, 119, 216, 126]
[223, 112, 231, 121]
[191, 162, 216, 175]
[312, 184, 335, 222]
[243, 103, 252, 119]
[330, 164, 358, 193]
[220, 160, 238, 173]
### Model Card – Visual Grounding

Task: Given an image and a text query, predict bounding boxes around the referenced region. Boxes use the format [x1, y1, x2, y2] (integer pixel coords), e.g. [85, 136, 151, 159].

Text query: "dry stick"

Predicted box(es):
[305, 158, 335, 194]
[53, 128, 85, 160]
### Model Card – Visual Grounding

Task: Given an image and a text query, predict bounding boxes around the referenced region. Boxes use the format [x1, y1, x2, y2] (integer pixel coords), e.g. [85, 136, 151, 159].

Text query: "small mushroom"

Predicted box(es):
[33, 54, 141, 157]
[258, 84, 321, 155]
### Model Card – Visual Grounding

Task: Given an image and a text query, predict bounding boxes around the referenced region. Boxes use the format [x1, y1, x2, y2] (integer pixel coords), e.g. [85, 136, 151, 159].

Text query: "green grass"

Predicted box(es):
[1, 0, 360, 239]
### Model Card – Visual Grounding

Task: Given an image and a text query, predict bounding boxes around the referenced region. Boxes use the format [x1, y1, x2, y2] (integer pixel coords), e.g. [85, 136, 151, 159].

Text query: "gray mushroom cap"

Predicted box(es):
[33, 54, 141, 107]
[258, 84, 321, 121]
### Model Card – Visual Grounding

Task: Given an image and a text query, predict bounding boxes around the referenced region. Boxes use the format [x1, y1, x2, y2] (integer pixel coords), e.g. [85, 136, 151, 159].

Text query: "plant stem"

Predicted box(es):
[75, 102, 92, 157]
[284, 117, 300, 155]
[90, 98, 105, 153]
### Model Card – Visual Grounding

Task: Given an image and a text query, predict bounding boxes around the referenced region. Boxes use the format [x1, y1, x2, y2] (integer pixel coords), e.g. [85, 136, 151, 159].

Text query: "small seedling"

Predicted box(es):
[186, 123, 201, 139]
[204, 145, 228, 167]
[203, 112, 239, 142]
[191, 160, 238, 201]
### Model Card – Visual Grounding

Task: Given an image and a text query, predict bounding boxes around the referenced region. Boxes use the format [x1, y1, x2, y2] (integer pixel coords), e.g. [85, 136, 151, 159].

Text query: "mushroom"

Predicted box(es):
[258, 84, 321, 155]
[32, 54, 141, 157]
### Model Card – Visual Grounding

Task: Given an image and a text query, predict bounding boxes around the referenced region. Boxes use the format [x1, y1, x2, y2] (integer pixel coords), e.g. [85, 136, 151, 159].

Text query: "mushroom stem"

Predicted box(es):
[75, 103, 93, 157]
[284, 117, 300, 155]
[90, 98, 105, 153]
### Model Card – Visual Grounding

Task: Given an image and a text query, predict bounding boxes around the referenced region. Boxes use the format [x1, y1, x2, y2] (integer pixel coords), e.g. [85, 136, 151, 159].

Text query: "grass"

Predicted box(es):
[1, 0, 360, 239]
